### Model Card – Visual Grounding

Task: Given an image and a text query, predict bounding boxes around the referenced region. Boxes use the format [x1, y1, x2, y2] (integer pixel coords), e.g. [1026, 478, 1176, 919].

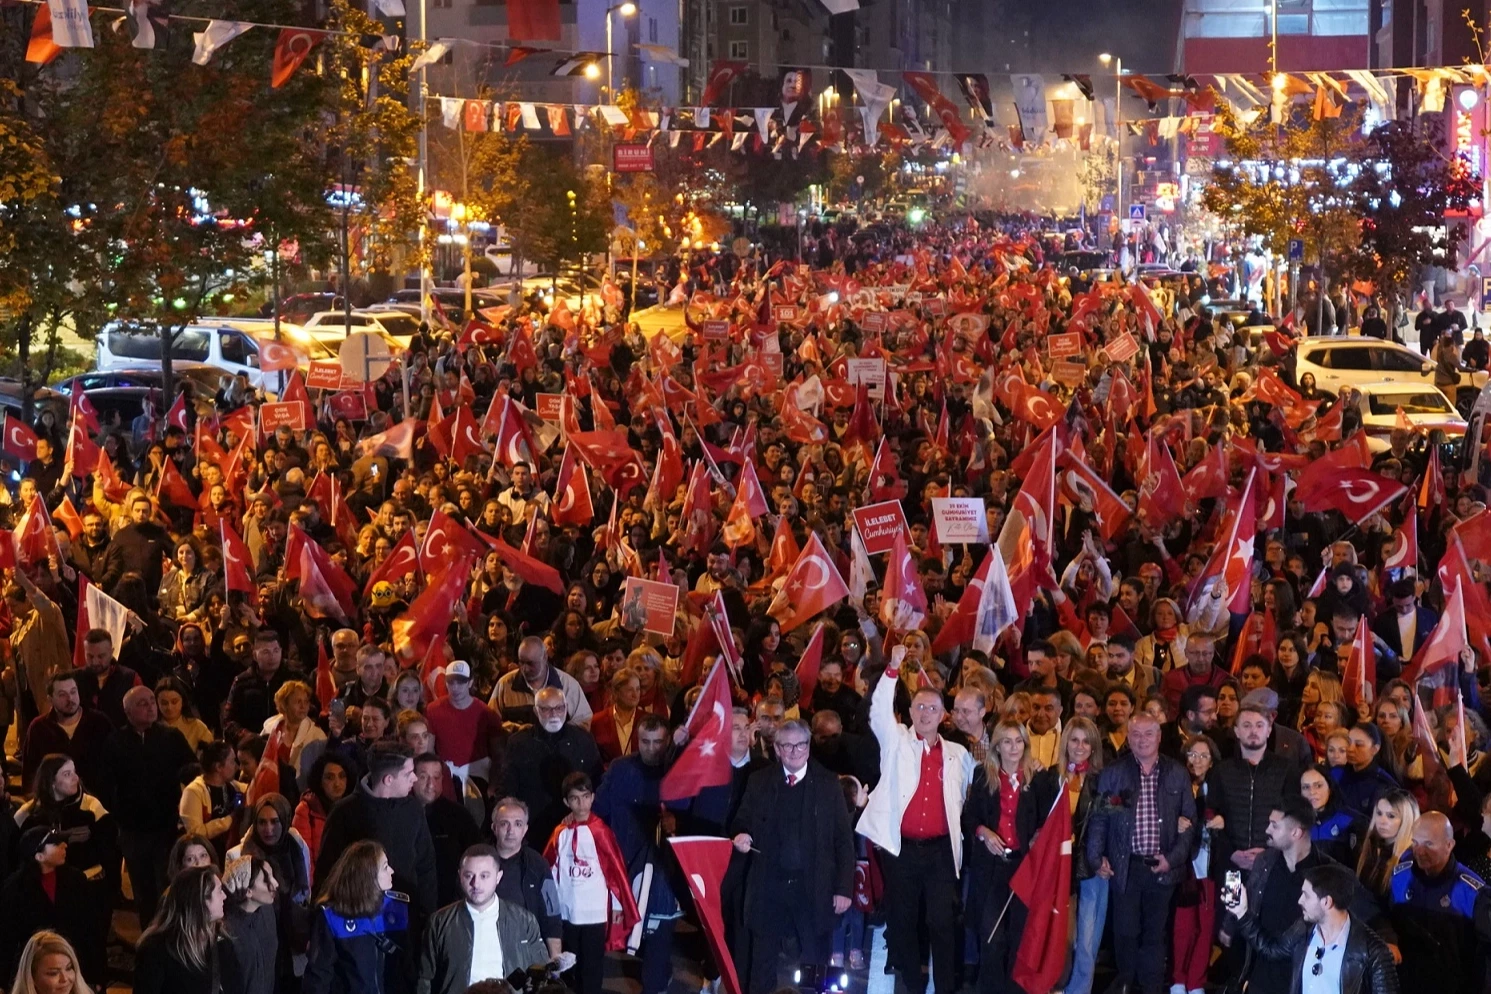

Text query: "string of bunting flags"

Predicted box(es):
[19, 0, 1488, 148]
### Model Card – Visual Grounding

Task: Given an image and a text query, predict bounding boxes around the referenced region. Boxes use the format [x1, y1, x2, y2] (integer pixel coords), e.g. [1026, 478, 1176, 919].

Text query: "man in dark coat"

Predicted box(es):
[413, 752, 481, 910]
[497, 687, 602, 847]
[730, 718, 855, 994]
[97, 494, 172, 597]
[316, 742, 439, 918]
[1086, 712, 1197, 994]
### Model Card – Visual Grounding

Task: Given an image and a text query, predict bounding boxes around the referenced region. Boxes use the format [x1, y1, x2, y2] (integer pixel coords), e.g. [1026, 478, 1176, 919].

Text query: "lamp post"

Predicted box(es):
[1099, 53, 1124, 224]
[606, 1, 637, 104]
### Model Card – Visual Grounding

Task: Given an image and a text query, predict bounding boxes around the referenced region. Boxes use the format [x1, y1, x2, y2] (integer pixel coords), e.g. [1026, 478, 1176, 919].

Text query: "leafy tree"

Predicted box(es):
[1344, 117, 1479, 324]
[506, 150, 610, 277]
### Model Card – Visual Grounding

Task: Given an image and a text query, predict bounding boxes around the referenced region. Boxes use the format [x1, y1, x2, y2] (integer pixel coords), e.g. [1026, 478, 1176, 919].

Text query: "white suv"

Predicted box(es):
[1292, 336, 1489, 415]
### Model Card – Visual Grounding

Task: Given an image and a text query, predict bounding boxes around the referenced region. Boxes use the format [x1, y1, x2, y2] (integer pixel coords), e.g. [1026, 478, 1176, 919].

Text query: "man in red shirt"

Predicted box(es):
[424, 661, 505, 791]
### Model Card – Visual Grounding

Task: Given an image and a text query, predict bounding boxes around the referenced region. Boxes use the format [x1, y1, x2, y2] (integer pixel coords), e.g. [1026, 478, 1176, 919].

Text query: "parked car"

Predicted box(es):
[1351, 381, 1467, 437]
[296, 310, 419, 349]
[0, 381, 69, 428]
[276, 292, 345, 325]
[520, 273, 605, 312]
[56, 363, 235, 398]
[1291, 335, 1490, 416]
[96, 322, 273, 389]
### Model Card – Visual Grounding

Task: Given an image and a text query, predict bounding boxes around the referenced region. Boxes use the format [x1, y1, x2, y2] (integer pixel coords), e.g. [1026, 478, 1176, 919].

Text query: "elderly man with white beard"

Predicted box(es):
[496, 685, 602, 849]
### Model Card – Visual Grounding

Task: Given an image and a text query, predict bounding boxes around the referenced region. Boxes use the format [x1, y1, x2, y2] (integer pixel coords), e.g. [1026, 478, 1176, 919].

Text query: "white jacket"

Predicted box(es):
[262, 713, 328, 795]
[179, 775, 248, 841]
[855, 665, 974, 876]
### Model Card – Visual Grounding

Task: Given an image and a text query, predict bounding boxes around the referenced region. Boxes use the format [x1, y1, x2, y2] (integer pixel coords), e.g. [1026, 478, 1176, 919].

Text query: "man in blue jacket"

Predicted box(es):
[1086, 711, 1196, 994]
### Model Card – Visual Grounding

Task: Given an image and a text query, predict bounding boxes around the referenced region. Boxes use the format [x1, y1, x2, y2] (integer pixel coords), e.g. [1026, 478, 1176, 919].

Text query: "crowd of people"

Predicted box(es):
[0, 214, 1488, 994]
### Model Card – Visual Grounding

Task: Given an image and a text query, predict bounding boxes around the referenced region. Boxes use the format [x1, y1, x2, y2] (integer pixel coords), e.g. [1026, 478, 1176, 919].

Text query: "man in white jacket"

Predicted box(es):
[856, 646, 973, 994]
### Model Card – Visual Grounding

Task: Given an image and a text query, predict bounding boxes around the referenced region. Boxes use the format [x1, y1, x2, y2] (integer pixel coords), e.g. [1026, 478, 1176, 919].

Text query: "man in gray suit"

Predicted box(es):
[1086, 712, 1196, 994]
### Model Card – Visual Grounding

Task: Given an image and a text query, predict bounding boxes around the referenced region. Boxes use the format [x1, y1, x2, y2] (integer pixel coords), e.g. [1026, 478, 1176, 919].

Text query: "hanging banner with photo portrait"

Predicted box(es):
[779, 67, 812, 133]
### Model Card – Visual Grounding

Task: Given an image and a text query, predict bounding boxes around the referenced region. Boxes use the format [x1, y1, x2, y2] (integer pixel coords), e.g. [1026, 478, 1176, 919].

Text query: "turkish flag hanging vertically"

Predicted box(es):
[551, 446, 595, 527]
[220, 520, 258, 604]
[765, 532, 849, 632]
[668, 836, 744, 994]
[157, 458, 197, 510]
[722, 460, 768, 548]
[1009, 791, 1073, 994]
[880, 527, 928, 632]
[392, 557, 473, 663]
[660, 659, 735, 802]
[794, 623, 826, 703]
[1402, 583, 1468, 685]
[1341, 614, 1376, 709]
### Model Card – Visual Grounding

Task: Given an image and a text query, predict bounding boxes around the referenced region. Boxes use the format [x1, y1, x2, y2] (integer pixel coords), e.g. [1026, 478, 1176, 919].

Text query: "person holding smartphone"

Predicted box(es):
[1222, 861, 1399, 994]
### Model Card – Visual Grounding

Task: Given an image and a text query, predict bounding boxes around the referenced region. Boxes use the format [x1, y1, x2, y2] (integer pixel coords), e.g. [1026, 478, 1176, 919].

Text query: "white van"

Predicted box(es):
[96, 321, 273, 390]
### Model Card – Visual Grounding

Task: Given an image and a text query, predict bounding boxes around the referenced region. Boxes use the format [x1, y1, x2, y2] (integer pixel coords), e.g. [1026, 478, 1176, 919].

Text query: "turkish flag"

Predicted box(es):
[69, 382, 100, 433]
[357, 419, 418, 460]
[667, 837, 743, 994]
[53, 496, 83, 540]
[490, 395, 540, 470]
[1188, 468, 1258, 614]
[258, 340, 303, 372]
[999, 430, 1059, 619]
[766, 532, 850, 632]
[316, 640, 336, 712]
[449, 405, 487, 465]
[393, 559, 473, 663]
[2, 415, 38, 462]
[297, 541, 350, 622]
[1138, 436, 1186, 527]
[166, 392, 189, 433]
[247, 723, 284, 804]
[1007, 379, 1063, 430]
[551, 446, 595, 528]
[1293, 469, 1406, 524]
[157, 458, 198, 510]
[270, 28, 325, 88]
[1383, 514, 1418, 573]
[569, 429, 638, 475]
[764, 514, 801, 582]
[866, 438, 908, 502]
[493, 539, 565, 595]
[364, 528, 421, 593]
[1059, 455, 1131, 541]
[1341, 614, 1376, 708]
[65, 414, 100, 477]
[1009, 790, 1073, 994]
[794, 623, 826, 704]
[722, 460, 769, 549]
[1403, 583, 1468, 685]
[194, 422, 227, 467]
[95, 449, 131, 503]
[422, 508, 487, 566]
[1257, 470, 1286, 533]
[1180, 441, 1228, 506]
[653, 410, 685, 500]
[223, 405, 256, 441]
[1440, 537, 1491, 665]
[880, 528, 928, 632]
[221, 520, 258, 603]
[282, 370, 315, 430]
[1421, 443, 1448, 511]
[660, 659, 736, 802]
[285, 525, 357, 618]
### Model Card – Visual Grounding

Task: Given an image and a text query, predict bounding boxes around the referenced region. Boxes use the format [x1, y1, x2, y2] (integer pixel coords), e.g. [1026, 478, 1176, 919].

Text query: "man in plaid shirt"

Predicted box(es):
[1086, 712, 1197, 994]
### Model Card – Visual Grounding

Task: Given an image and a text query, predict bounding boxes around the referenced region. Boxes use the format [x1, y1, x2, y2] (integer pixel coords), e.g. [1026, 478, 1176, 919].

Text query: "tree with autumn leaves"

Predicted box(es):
[1201, 101, 1479, 325]
[0, 0, 424, 403]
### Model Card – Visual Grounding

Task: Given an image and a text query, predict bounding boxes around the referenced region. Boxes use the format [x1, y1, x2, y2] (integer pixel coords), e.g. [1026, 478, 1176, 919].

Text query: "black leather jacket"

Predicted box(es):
[1236, 910, 1400, 994]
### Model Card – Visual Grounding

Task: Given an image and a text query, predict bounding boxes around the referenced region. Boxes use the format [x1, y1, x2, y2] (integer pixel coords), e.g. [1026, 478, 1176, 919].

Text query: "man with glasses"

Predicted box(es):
[856, 647, 973, 994]
[1224, 862, 1399, 994]
[732, 719, 854, 994]
[497, 686, 601, 848]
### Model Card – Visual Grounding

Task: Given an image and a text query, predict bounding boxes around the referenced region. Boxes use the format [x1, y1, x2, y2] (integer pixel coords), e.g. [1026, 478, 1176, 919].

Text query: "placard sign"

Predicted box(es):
[307, 361, 344, 390]
[620, 576, 681, 636]
[758, 351, 784, 380]
[926, 297, 947, 316]
[1047, 332, 1083, 359]
[534, 393, 565, 422]
[259, 402, 306, 432]
[1051, 361, 1088, 387]
[1105, 331, 1141, 363]
[852, 500, 911, 555]
[947, 312, 989, 339]
[772, 305, 799, 323]
[845, 357, 887, 400]
[931, 497, 989, 543]
[701, 319, 730, 341]
[861, 311, 888, 332]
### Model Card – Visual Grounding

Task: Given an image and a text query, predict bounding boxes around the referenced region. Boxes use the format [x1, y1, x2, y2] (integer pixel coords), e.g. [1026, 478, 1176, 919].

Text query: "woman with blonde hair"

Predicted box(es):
[964, 720, 1038, 993]
[1356, 788, 1419, 896]
[1018, 717, 1105, 994]
[133, 865, 227, 993]
[1000, 691, 1032, 726]
[1374, 697, 1416, 784]
[262, 679, 328, 794]
[1297, 669, 1343, 731]
[9, 931, 91, 994]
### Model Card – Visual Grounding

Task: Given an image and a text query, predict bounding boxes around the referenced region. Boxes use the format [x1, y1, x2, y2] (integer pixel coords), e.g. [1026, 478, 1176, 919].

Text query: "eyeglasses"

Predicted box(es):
[776, 741, 810, 753]
[1311, 945, 1324, 976]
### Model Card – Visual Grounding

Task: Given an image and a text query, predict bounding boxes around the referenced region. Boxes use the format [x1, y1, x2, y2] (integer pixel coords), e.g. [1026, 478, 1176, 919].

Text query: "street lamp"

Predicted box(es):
[1099, 53, 1125, 228]
[605, 1, 638, 104]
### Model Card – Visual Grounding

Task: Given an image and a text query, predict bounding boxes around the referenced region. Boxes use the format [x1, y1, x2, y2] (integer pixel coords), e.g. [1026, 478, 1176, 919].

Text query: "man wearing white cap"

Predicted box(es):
[426, 661, 506, 790]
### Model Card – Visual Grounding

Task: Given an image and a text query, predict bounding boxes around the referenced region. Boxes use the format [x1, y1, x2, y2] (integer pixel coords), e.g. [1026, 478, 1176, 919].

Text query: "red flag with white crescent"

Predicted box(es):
[879, 528, 928, 633]
[551, 445, 595, 527]
[2, 414, 38, 462]
[1383, 513, 1418, 573]
[660, 658, 736, 801]
[364, 529, 421, 594]
[1341, 614, 1375, 708]
[766, 532, 850, 632]
[667, 837, 743, 994]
